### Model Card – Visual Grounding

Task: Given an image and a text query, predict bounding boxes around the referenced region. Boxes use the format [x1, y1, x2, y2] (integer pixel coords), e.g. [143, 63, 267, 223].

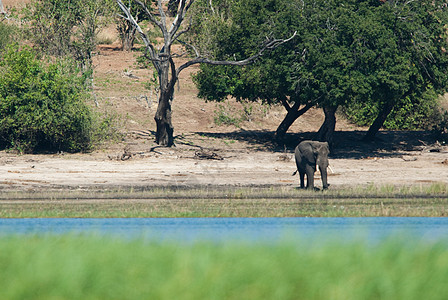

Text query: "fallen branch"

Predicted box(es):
[194, 149, 223, 160]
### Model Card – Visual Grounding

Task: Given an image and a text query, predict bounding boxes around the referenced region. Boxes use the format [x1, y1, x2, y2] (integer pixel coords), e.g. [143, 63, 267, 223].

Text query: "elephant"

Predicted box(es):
[293, 140, 330, 190]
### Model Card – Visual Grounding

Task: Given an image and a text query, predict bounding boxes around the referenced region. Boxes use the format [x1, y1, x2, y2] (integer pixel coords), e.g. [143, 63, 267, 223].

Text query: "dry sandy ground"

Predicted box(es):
[0, 131, 447, 192]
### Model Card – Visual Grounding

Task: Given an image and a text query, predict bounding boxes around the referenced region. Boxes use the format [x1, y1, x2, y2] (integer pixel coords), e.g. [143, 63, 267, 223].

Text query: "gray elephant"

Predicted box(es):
[293, 140, 330, 190]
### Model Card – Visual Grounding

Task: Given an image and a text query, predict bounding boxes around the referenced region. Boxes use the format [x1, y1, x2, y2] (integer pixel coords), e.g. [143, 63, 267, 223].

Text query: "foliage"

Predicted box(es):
[339, 0, 448, 136]
[433, 111, 448, 143]
[0, 45, 94, 153]
[213, 103, 242, 126]
[1, 235, 448, 299]
[190, 0, 297, 104]
[23, 0, 114, 67]
[344, 91, 441, 130]
[90, 105, 125, 147]
[190, 0, 448, 137]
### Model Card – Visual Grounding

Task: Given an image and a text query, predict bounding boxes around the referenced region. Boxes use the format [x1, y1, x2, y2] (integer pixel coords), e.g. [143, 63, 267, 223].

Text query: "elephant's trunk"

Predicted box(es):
[320, 166, 329, 189]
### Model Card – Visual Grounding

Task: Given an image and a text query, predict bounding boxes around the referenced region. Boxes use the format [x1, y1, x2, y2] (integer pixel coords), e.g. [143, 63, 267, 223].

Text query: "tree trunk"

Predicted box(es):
[363, 101, 394, 141]
[118, 22, 136, 51]
[274, 100, 313, 143]
[154, 91, 174, 146]
[122, 27, 136, 51]
[316, 105, 338, 145]
[154, 58, 176, 147]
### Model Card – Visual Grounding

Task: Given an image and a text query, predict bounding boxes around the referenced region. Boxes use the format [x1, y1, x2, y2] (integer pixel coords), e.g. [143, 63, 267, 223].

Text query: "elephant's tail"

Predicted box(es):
[292, 170, 298, 176]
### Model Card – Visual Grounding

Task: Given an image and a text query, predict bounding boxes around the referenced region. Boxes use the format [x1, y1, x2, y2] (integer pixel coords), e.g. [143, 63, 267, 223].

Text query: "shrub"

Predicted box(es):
[0, 45, 94, 153]
[433, 111, 448, 143]
[214, 103, 242, 127]
[343, 92, 441, 131]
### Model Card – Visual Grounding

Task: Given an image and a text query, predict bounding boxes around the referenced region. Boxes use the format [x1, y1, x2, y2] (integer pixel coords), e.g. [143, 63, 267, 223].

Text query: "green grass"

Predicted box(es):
[0, 184, 448, 217]
[0, 235, 447, 299]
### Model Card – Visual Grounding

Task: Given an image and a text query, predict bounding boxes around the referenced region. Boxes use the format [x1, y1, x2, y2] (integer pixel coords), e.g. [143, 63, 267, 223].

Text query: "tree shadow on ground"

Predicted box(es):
[194, 129, 437, 159]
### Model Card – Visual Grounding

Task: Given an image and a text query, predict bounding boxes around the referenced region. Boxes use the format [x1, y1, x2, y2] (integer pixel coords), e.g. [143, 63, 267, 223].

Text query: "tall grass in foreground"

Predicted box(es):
[0, 236, 447, 299]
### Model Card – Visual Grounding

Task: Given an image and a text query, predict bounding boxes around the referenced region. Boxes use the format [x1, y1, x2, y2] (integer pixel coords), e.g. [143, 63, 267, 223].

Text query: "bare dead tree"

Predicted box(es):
[0, 0, 6, 20]
[117, 0, 296, 146]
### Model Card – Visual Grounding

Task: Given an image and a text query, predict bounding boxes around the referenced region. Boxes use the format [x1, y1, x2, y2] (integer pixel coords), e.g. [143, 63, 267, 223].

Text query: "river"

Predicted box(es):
[1, 217, 448, 245]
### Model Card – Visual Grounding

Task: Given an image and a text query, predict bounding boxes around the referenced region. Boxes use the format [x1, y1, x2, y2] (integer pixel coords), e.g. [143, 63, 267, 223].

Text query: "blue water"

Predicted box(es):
[1, 217, 448, 245]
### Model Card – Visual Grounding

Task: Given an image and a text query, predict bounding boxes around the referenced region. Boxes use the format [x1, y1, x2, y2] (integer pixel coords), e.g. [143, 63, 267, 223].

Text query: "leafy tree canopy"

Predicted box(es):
[23, 0, 115, 68]
[190, 0, 448, 141]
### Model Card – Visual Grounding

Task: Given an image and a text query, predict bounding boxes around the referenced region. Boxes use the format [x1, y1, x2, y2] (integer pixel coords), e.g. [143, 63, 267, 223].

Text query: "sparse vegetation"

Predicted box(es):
[0, 22, 15, 52]
[213, 101, 268, 127]
[213, 103, 242, 127]
[1, 184, 448, 218]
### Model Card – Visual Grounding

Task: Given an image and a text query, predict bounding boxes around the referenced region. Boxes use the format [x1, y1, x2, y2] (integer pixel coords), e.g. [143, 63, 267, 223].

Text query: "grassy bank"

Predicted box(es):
[0, 184, 447, 217]
[0, 235, 447, 300]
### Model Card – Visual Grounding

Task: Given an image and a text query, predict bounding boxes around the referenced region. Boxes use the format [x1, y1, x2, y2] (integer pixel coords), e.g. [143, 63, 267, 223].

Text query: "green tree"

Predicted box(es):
[191, 0, 448, 144]
[347, 0, 448, 140]
[24, 0, 114, 68]
[190, 0, 305, 141]
[0, 45, 94, 153]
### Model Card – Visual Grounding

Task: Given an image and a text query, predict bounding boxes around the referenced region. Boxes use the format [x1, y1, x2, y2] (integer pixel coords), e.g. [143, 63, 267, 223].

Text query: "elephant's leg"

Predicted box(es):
[305, 165, 315, 189]
[320, 167, 329, 189]
[299, 171, 306, 189]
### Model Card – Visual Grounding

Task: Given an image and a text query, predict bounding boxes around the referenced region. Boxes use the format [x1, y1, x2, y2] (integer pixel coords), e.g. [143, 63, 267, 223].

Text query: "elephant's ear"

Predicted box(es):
[311, 143, 322, 154]
[311, 144, 322, 159]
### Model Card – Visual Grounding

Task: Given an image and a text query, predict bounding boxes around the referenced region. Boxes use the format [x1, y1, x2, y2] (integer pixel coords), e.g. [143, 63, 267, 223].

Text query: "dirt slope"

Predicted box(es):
[1, 4, 447, 191]
[0, 49, 447, 191]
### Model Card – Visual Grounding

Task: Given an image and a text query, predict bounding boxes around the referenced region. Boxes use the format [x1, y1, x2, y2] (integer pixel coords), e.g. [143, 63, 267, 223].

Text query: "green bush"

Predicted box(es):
[214, 103, 242, 127]
[0, 45, 94, 153]
[433, 111, 448, 143]
[343, 92, 441, 131]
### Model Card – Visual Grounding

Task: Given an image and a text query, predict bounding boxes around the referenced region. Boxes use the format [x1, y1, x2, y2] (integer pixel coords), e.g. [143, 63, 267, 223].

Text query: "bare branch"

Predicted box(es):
[209, 0, 215, 14]
[169, 0, 194, 40]
[177, 39, 200, 57]
[172, 16, 192, 43]
[156, 0, 168, 35]
[0, 0, 9, 21]
[133, 0, 164, 33]
[176, 31, 297, 75]
[169, 0, 185, 33]
[169, 0, 186, 38]
[116, 0, 159, 69]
